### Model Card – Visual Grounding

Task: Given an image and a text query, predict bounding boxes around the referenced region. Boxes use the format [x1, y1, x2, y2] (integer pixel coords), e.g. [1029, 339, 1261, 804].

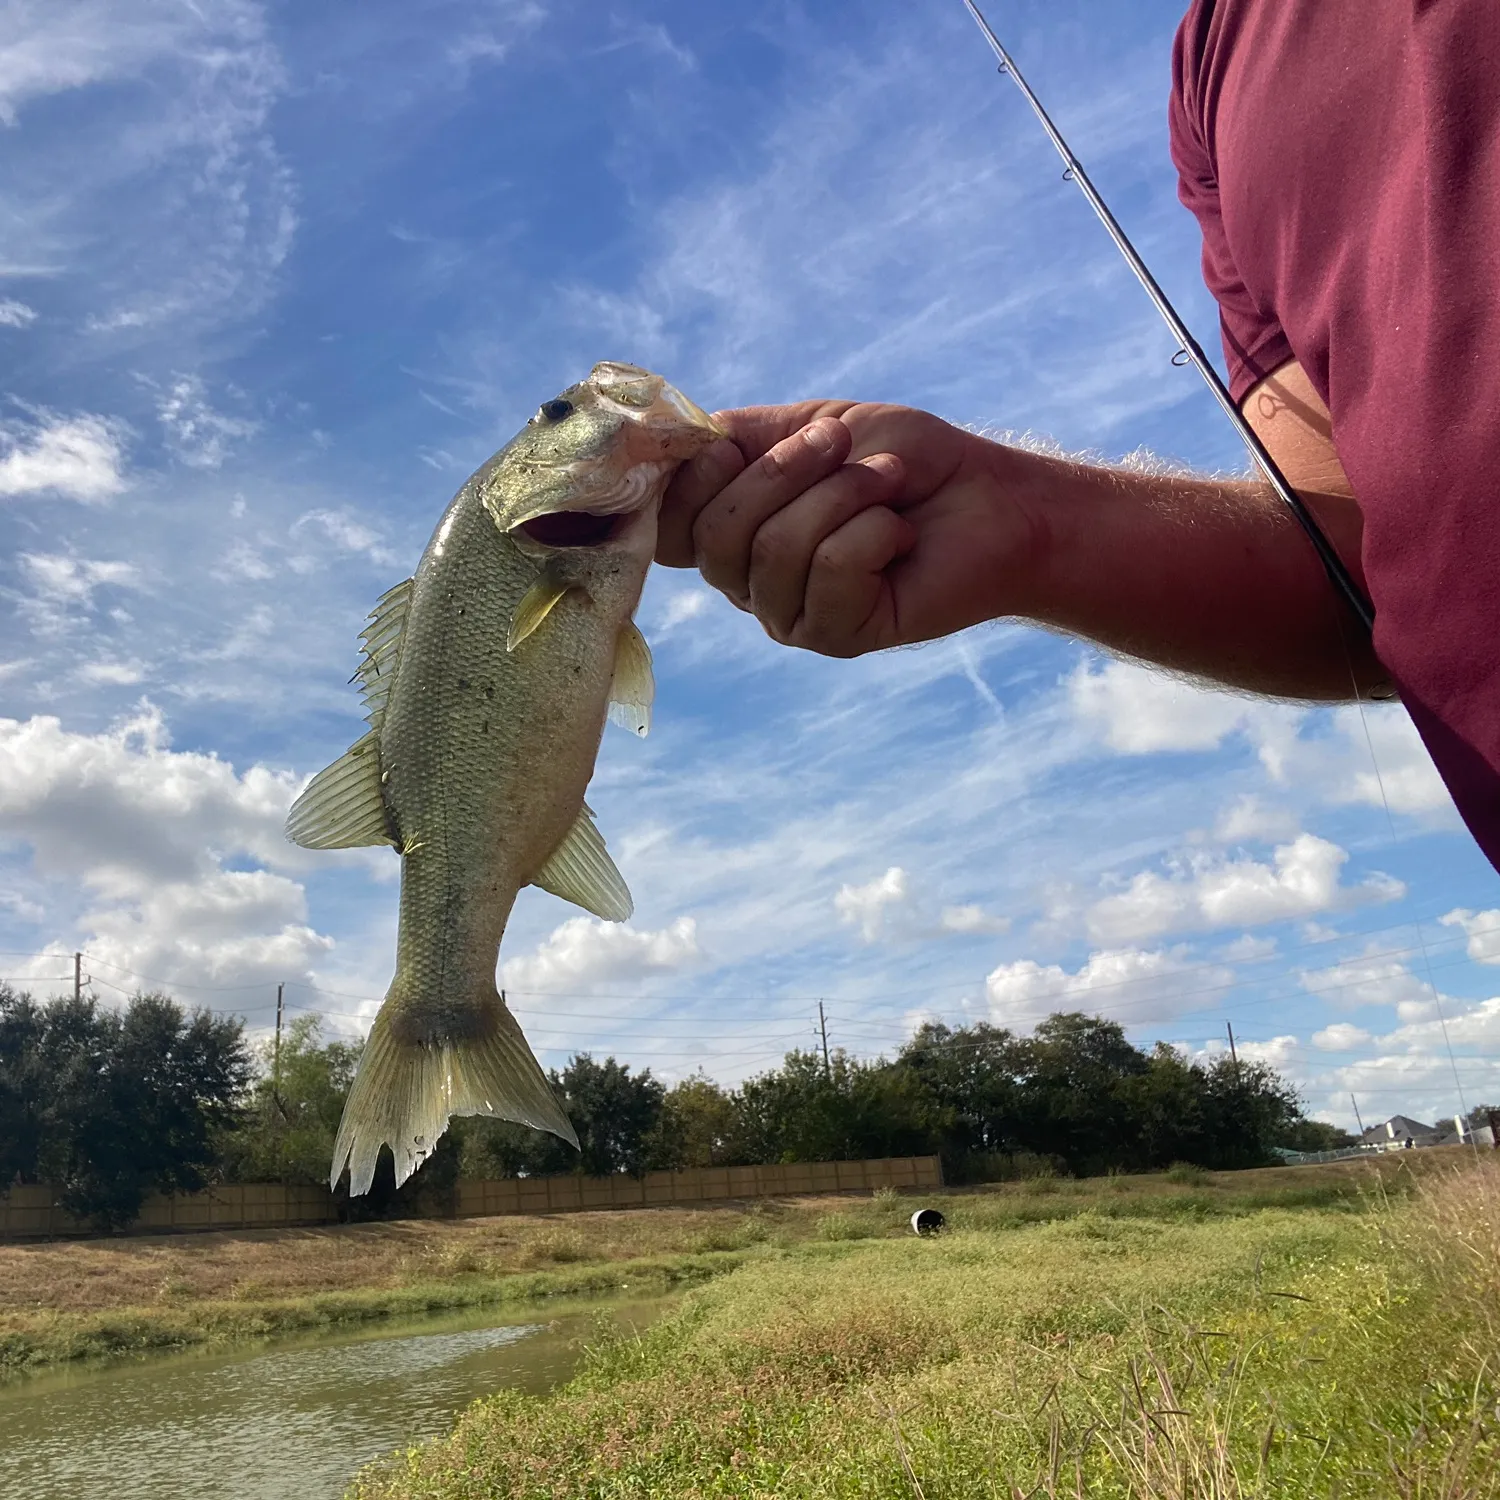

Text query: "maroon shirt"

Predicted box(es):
[1170, 0, 1500, 871]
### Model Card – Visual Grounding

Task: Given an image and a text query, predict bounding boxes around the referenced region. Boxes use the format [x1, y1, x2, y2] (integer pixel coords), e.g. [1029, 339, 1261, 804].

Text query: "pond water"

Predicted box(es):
[0, 1291, 674, 1500]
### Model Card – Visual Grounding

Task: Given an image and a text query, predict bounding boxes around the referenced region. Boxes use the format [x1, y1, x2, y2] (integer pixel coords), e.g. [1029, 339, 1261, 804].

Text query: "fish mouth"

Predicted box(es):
[517, 511, 624, 548]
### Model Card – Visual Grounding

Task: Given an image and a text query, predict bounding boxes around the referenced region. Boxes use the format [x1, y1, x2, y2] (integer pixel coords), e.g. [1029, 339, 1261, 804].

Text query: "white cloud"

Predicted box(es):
[0, 703, 300, 884]
[0, 411, 128, 502]
[1235, 1034, 1300, 1069]
[1068, 666, 1454, 827]
[20, 552, 138, 604]
[0, 298, 36, 327]
[1, 0, 296, 340]
[1067, 658, 1285, 755]
[155, 375, 257, 468]
[940, 903, 1010, 936]
[290, 508, 400, 568]
[985, 945, 1234, 1028]
[1312, 1022, 1371, 1052]
[654, 588, 712, 635]
[17, 553, 141, 632]
[1214, 796, 1301, 845]
[1298, 949, 1440, 1018]
[1327, 706, 1453, 817]
[833, 869, 1010, 945]
[1218, 933, 1278, 962]
[835, 866, 909, 943]
[76, 658, 148, 686]
[0, 704, 333, 997]
[500, 915, 700, 993]
[1087, 834, 1402, 943]
[1440, 908, 1500, 965]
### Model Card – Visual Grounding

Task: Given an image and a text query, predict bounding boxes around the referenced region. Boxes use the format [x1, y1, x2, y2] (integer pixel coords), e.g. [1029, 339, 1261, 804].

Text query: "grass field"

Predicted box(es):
[347, 1154, 1500, 1500]
[0, 1151, 1479, 1386]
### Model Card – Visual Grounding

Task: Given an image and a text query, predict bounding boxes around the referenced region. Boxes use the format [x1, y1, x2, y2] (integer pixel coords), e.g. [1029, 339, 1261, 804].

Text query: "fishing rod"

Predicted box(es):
[960, 0, 1376, 634]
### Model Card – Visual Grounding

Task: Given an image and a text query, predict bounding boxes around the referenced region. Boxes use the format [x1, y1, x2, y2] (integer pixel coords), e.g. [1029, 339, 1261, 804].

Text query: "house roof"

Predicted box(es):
[1360, 1114, 1437, 1142]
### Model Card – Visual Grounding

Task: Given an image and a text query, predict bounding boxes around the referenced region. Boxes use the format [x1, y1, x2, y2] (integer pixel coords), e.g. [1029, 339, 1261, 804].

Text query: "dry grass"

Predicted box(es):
[0, 1202, 778, 1317]
[351, 1155, 1500, 1500]
[0, 1151, 1459, 1372]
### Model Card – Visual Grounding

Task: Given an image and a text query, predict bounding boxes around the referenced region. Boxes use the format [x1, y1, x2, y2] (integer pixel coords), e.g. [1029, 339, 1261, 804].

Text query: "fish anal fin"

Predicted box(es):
[607, 619, 654, 737]
[530, 805, 633, 921]
[331, 997, 577, 1196]
[509, 567, 576, 652]
[285, 730, 396, 849]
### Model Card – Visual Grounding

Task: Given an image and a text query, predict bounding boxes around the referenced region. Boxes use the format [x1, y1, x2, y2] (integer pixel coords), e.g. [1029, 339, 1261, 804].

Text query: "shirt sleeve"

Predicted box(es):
[1169, 10, 1294, 402]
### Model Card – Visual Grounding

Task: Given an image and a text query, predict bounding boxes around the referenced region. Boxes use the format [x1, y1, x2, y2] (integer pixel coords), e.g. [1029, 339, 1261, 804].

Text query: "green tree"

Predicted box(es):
[456, 1053, 664, 1179]
[0, 987, 48, 1184]
[224, 1015, 362, 1184]
[646, 1072, 737, 1169]
[1275, 1117, 1358, 1153]
[894, 1022, 1018, 1178]
[730, 1049, 939, 1164]
[1013, 1013, 1151, 1174]
[19, 991, 251, 1231]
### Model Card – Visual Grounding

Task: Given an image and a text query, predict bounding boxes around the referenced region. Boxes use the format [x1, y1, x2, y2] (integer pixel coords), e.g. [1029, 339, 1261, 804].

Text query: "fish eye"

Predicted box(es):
[538, 398, 574, 423]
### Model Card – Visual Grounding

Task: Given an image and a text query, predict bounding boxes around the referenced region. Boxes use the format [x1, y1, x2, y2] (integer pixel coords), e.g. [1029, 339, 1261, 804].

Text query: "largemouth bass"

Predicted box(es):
[286, 362, 721, 1196]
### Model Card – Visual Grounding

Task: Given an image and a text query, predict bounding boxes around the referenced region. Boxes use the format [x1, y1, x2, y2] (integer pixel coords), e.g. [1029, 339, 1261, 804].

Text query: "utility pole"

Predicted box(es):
[817, 1001, 831, 1074]
[73, 951, 82, 1002]
[272, 982, 285, 1114]
[1225, 1021, 1238, 1074]
[1351, 1092, 1367, 1138]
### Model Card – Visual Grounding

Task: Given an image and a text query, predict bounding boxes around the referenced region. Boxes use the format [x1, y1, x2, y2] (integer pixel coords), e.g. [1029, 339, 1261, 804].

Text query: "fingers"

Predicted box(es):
[657, 403, 855, 568]
[658, 436, 745, 568]
[693, 417, 860, 606]
[796, 505, 917, 655]
[749, 453, 905, 639]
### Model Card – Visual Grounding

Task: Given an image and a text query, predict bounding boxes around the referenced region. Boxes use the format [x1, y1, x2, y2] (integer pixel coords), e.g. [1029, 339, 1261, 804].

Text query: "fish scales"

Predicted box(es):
[285, 363, 721, 1196]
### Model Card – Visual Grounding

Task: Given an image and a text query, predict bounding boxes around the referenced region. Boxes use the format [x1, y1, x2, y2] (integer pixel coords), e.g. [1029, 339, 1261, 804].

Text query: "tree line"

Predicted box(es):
[1, 983, 1364, 1230]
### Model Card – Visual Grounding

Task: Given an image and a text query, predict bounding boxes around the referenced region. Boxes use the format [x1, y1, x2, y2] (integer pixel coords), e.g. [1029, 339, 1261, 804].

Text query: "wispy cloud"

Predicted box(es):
[0, 410, 128, 502]
[154, 376, 258, 469]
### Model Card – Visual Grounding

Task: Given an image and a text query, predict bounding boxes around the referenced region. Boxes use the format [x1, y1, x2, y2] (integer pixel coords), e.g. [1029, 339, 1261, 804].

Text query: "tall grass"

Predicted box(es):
[352, 1158, 1500, 1499]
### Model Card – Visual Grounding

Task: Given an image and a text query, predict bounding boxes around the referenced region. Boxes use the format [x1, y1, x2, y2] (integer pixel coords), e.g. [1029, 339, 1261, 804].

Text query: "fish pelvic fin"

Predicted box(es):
[331, 991, 577, 1197]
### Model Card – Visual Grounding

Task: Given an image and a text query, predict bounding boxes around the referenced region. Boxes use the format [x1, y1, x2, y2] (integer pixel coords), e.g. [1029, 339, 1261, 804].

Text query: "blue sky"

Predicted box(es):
[2, 0, 1498, 1133]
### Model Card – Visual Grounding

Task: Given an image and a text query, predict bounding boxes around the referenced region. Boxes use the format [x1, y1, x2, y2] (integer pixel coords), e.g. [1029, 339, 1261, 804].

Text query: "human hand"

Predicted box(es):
[657, 401, 1043, 657]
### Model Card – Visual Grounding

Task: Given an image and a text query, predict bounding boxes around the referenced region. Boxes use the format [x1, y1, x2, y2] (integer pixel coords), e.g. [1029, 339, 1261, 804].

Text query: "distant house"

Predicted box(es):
[1434, 1116, 1498, 1148]
[1359, 1115, 1443, 1150]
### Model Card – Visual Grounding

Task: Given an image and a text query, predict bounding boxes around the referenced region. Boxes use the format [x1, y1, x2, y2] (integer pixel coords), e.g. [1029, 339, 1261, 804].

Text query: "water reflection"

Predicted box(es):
[0, 1293, 672, 1500]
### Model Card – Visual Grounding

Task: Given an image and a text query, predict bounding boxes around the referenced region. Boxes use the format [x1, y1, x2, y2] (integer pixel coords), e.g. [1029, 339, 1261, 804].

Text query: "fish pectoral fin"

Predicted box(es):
[530, 805, 633, 921]
[508, 567, 576, 652]
[607, 620, 654, 737]
[285, 730, 396, 849]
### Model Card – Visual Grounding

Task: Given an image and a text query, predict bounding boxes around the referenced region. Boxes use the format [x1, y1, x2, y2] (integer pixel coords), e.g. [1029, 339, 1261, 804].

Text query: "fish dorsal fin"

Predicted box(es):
[607, 620, 654, 737]
[285, 730, 395, 849]
[508, 566, 575, 652]
[357, 578, 414, 729]
[530, 803, 633, 921]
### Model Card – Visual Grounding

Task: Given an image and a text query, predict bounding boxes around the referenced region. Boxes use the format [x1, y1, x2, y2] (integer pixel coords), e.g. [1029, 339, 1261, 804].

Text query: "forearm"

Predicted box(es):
[987, 439, 1383, 700]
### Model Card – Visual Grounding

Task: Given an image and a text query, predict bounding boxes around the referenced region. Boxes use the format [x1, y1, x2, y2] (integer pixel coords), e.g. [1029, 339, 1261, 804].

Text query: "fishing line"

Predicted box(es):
[960, 0, 1373, 633]
[958, 3, 1496, 1139]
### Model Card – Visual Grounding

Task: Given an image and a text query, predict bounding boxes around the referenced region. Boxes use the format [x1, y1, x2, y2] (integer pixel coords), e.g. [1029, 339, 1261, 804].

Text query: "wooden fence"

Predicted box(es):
[0, 1155, 943, 1241]
[0, 1181, 339, 1240]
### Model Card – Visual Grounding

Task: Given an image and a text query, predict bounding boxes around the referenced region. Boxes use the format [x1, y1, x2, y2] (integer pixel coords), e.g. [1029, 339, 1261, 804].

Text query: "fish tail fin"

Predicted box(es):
[331, 989, 578, 1196]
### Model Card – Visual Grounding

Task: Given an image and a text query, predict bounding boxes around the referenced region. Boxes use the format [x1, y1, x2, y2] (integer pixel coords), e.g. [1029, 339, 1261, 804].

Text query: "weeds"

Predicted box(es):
[350, 1157, 1500, 1500]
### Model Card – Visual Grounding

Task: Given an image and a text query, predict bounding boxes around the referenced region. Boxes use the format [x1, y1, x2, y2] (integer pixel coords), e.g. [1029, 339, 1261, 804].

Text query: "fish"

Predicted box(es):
[285, 361, 722, 1196]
